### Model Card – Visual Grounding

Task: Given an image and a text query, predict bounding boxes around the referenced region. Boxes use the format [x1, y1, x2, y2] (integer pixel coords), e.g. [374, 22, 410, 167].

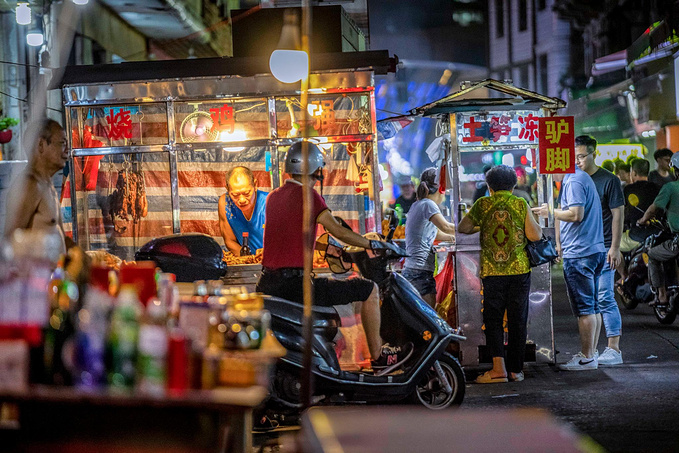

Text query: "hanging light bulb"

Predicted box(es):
[26, 31, 44, 47]
[16, 3, 31, 25]
[269, 9, 308, 84]
[72, 0, 89, 4]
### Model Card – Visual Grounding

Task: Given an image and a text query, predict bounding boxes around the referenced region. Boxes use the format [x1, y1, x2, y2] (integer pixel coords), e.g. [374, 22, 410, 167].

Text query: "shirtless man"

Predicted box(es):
[4, 119, 69, 254]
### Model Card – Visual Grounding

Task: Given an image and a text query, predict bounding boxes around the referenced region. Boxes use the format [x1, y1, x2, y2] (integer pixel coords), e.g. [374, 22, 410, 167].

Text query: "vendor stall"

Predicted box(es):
[59, 52, 392, 288]
[410, 79, 566, 367]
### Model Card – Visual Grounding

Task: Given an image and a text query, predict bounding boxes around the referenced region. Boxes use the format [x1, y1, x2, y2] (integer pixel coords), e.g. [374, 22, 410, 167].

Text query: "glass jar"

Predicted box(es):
[222, 293, 270, 350]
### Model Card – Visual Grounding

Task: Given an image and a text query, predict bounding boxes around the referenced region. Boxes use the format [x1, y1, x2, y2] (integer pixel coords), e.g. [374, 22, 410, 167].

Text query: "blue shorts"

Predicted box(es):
[563, 252, 606, 316]
[402, 268, 437, 296]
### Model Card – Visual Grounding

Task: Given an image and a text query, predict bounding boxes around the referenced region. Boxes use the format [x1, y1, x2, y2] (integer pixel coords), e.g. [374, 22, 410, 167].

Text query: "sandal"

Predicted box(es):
[474, 371, 508, 384]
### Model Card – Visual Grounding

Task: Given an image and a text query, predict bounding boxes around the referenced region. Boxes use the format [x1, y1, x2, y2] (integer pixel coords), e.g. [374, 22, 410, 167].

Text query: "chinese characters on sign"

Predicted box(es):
[538, 116, 575, 174]
[309, 100, 336, 133]
[209, 104, 235, 133]
[106, 108, 133, 141]
[456, 111, 541, 147]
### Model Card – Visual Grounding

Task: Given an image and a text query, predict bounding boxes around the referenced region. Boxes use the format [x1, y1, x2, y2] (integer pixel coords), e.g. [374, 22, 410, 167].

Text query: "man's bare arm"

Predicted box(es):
[318, 210, 371, 248]
[4, 177, 40, 238]
[217, 195, 241, 255]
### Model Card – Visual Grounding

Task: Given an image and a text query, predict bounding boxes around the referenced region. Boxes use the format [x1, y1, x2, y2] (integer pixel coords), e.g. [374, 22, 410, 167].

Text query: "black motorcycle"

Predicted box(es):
[615, 234, 657, 311]
[262, 233, 466, 418]
[616, 218, 679, 324]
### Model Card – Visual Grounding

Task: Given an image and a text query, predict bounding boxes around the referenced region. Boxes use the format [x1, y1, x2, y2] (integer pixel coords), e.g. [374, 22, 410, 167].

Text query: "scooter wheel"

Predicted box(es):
[408, 352, 465, 409]
[654, 305, 677, 325]
[614, 272, 638, 310]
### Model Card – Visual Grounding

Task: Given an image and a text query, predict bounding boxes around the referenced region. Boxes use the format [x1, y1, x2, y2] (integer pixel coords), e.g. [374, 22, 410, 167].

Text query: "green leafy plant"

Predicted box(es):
[0, 117, 19, 131]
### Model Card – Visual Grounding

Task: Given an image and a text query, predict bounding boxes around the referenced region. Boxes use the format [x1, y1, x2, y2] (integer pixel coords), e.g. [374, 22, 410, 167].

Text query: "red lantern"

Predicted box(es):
[0, 129, 12, 144]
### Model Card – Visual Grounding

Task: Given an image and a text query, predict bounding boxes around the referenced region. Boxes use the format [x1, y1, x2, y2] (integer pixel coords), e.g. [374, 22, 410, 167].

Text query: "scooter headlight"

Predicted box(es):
[642, 253, 649, 265]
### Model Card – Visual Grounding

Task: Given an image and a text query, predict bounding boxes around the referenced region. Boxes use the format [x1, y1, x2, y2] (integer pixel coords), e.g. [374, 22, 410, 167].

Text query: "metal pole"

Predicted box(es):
[299, 0, 314, 410]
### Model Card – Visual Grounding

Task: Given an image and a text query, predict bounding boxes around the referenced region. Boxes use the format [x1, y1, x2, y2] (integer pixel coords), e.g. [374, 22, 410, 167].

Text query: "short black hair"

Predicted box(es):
[575, 135, 597, 153]
[631, 159, 650, 176]
[485, 165, 517, 192]
[654, 148, 673, 161]
[615, 163, 630, 174]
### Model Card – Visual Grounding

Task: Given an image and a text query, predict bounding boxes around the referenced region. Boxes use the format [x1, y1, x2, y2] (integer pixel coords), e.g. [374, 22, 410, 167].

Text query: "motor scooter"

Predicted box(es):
[615, 233, 658, 310]
[261, 232, 466, 421]
[616, 217, 679, 325]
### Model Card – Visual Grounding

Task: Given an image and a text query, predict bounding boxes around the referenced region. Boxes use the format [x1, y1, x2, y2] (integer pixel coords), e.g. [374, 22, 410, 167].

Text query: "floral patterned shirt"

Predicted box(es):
[466, 190, 530, 278]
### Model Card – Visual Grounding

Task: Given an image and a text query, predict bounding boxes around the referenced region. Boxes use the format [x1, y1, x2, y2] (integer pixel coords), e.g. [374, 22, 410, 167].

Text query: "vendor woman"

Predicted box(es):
[218, 166, 267, 255]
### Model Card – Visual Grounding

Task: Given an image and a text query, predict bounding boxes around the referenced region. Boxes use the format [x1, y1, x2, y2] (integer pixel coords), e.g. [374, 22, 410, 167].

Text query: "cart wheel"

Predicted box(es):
[408, 352, 465, 409]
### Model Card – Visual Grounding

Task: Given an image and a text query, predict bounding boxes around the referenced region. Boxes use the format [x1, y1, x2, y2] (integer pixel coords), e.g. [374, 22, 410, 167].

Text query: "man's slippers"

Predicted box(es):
[474, 371, 508, 384]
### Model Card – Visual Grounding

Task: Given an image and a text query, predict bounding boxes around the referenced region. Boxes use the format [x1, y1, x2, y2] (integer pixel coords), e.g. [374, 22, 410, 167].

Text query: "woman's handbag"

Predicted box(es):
[526, 235, 558, 267]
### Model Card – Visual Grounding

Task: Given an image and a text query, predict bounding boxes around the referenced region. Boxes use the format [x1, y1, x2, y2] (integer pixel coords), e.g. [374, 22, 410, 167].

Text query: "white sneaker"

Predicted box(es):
[598, 347, 623, 366]
[559, 352, 598, 371]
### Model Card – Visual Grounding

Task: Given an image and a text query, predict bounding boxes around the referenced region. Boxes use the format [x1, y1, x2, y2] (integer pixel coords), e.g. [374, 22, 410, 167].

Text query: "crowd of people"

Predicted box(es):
[395, 135, 679, 382]
[10, 117, 679, 383]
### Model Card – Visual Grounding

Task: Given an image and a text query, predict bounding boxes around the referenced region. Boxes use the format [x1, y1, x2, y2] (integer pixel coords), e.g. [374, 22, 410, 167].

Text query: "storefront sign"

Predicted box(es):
[538, 116, 575, 173]
[456, 111, 541, 147]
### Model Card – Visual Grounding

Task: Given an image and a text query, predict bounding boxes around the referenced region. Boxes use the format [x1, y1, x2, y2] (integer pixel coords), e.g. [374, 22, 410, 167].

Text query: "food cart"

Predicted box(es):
[59, 52, 393, 289]
[410, 79, 566, 367]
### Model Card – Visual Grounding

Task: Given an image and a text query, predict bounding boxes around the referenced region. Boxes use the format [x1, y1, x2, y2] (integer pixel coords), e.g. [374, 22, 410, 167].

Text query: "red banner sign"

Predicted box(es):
[538, 116, 575, 174]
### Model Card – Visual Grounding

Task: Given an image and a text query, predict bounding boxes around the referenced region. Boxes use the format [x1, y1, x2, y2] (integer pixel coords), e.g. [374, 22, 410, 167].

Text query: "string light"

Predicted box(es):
[16, 3, 31, 25]
[26, 32, 44, 47]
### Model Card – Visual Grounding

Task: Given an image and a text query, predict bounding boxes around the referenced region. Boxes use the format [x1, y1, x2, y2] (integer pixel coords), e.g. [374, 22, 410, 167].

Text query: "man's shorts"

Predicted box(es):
[401, 268, 436, 296]
[563, 252, 606, 316]
[256, 268, 375, 307]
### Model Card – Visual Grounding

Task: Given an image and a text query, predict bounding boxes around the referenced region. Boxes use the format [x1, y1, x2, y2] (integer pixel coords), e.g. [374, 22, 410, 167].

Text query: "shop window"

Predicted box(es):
[174, 99, 269, 144]
[519, 65, 530, 89]
[275, 93, 373, 139]
[539, 54, 549, 94]
[519, 0, 528, 31]
[495, 0, 504, 38]
[71, 103, 169, 148]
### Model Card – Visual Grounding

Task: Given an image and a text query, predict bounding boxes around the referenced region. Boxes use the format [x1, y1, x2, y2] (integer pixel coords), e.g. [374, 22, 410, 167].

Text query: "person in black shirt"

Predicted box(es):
[390, 176, 416, 214]
[623, 159, 661, 245]
[648, 148, 677, 188]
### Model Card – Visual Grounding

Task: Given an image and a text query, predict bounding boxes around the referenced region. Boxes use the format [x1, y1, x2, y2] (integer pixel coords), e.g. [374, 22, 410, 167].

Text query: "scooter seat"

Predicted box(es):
[263, 295, 341, 338]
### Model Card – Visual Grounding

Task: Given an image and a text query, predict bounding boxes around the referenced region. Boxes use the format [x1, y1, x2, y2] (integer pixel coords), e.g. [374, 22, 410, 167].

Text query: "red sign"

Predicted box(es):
[538, 116, 575, 174]
[106, 108, 133, 141]
[209, 104, 235, 133]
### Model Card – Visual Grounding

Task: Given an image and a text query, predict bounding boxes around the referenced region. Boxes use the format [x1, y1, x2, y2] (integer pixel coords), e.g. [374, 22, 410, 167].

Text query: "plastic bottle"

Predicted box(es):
[394, 204, 404, 226]
[74, 268, 114, 389]
[239, 232, 252, 256]
[137, 299, 168, 395]
[44, 257, 78, 385]
[107, 285, 142, 389]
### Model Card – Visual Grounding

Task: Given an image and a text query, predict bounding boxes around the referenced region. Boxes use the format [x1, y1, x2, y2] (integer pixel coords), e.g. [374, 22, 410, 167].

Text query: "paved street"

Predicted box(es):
[464, 266, 679, 452]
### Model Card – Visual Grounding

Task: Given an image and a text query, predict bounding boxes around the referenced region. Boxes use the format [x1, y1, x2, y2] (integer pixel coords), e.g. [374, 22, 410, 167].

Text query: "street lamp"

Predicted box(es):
[269, 9, 308, 84]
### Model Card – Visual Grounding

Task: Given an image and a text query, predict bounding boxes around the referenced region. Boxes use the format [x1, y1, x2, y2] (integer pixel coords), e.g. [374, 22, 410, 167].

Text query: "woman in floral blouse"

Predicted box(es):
[458, 165, 542, 383]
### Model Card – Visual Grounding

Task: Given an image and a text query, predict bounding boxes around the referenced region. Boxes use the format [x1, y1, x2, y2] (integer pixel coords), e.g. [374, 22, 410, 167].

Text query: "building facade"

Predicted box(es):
[488, 0, 571, 99]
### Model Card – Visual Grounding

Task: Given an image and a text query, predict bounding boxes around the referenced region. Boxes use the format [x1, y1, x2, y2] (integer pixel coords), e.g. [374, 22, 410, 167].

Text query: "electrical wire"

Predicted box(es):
[0, 89, 61, 113]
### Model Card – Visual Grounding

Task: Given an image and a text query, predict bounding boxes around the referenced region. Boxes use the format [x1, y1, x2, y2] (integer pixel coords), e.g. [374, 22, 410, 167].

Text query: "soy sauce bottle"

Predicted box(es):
[239, 232, 252, 256]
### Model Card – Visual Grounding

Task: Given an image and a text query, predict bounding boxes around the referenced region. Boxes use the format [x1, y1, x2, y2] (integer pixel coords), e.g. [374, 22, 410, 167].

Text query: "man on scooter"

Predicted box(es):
[637, 152, 679, 307]
[257, 141, 413, 375]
